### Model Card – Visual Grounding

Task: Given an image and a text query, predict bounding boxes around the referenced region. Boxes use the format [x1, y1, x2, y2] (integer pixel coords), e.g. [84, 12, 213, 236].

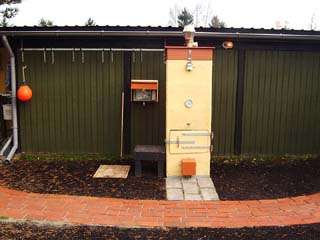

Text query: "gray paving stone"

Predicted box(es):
[166, 177, 182, 189]
[166, 176, 218, 201]
[197, 176, 214, 188]
[167, 188, 184, 200]
[184, 193, 202, 200]
[181, 176, 197, 184]
[200, 188, 219, 200]
[182, 182, 199, 194]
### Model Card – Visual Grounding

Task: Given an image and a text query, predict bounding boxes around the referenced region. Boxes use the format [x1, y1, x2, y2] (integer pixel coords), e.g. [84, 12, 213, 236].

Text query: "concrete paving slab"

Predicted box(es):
[197, 176, 214, 188]
[182, 182, 199, 194]
[200, 188, 220, 200]
[166, 176, 219, 201]
[184, 193, 202, 200]
[167, 188, 184, 200]
[181, 176, 197, 184]
[166, 177, 182, 189]
[93, 165, 130, 178]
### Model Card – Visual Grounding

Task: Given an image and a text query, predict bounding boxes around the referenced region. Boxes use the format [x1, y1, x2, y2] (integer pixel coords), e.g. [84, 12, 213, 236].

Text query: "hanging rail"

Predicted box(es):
[20, 48, 164, 52]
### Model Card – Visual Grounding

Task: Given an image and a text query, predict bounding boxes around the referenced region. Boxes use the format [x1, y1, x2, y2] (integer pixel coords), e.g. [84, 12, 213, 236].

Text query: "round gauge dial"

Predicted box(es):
[184, 99, 193, 108]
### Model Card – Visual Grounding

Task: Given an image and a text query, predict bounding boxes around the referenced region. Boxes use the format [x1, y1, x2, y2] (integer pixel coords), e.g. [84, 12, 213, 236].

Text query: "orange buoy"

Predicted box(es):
[17, 84, 32, 102]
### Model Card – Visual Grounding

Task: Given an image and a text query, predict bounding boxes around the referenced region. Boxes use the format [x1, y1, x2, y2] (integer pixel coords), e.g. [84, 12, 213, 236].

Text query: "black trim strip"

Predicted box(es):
[123, 52, 132, 154]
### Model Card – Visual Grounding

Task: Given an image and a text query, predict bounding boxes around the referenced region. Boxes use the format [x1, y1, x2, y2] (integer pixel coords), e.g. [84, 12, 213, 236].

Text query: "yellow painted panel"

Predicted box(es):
[166, 59, 212, 176]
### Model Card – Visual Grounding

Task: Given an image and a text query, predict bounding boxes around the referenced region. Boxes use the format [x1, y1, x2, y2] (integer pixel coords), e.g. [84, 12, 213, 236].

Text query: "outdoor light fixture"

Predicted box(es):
[183, 25, 196, 47]
[222, 41, 234, 49]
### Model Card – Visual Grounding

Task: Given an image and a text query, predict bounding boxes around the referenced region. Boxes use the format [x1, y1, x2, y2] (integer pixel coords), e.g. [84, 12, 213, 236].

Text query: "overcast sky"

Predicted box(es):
[7, 0, 320, 30]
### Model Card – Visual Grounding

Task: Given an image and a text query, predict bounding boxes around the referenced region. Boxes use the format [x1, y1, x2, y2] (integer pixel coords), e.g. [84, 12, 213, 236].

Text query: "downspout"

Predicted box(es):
[1, 35, 18, 163]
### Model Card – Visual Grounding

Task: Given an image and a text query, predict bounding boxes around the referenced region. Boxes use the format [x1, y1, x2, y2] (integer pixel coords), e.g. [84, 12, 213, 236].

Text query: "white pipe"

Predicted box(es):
[0, 136, 12, 155]
[1, 36, 18, 162]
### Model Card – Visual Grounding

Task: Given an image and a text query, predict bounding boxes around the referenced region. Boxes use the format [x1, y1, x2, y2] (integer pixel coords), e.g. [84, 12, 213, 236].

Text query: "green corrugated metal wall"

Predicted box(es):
[130, 51, 166, 149]
[17, 48, 320, 156]
[18, 51, 124, 155]
[242, 50, 320, 155]
[212, 49, 238, 155]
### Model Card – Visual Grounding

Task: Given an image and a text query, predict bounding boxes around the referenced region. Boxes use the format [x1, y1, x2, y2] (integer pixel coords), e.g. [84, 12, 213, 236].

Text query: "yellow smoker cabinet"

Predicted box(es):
[165, 46, 214, 176]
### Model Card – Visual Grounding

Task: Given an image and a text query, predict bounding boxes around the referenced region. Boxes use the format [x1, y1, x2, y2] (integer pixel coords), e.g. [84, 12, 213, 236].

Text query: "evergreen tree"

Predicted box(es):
[177, 8, 193, 27]
[38, 18, 53, 27]
[85, 17, 96, 26]
[0, 0, 22, 26]
[209, 15, 226, 28]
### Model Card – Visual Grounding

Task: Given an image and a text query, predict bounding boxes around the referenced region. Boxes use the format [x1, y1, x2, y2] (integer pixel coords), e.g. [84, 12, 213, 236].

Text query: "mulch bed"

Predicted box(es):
[0, 222, 319, 240]
[0, 159, 165, 200]
[211, 158, 320, 200]
[0, 157, 319, 200]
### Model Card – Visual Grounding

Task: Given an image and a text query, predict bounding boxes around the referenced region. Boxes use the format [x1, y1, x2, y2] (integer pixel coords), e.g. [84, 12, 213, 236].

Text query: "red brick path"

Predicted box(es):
[0, 186, 319, 228]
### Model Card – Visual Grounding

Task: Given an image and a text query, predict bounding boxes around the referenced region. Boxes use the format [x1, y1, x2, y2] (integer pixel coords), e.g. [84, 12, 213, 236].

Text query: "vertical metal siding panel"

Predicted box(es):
[130, 51, 165, 150]
[311, 54, 320, 153]
[242, 50, 253, 153]
[242, 50, 320, 155]
[250, 50, 261, 153]
[286, 52, 297, 153]
[262, 51, 273, 154]
[72, 52, 80, 152]
[90, 52, 97, 152]
[101, 52, 109, 153]
[291, 52, 301, 154]
[212, 49, 237, 155]
[95, 52, 103, 153]
[266, 51, 277, 154]
[18, 52, 28, 151]
[315, 54, 320, 153]
[255, 51, 266, 153]
[64, 52, 73, 152]
[114, 53, 124, 156]
[19, 50, 123, 155]
[277, 52, 288, 154]
[302, 53, 311, 153]
[59, 52, 68, 152]
[212, 51, 222, 153]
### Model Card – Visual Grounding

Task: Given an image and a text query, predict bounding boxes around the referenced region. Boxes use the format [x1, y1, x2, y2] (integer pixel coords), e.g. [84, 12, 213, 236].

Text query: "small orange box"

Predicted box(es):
[181, 159, 196, 176]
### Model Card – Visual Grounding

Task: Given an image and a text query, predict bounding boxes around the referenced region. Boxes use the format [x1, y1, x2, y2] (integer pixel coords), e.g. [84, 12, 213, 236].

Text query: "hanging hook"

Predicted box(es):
[101, 48, 105, 64]
[81, 49, 85, 64]
[22, 66, 27, 84]
[72, 48, 75, 62]
[21, 50, 25, 63]
[110, 48, 114, 63]
[43, 48, 47, 63]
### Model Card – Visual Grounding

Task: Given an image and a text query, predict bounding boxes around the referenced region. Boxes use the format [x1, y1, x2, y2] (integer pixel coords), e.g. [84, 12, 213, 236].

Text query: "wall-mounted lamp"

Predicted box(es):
[222, 41, 234, 49]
